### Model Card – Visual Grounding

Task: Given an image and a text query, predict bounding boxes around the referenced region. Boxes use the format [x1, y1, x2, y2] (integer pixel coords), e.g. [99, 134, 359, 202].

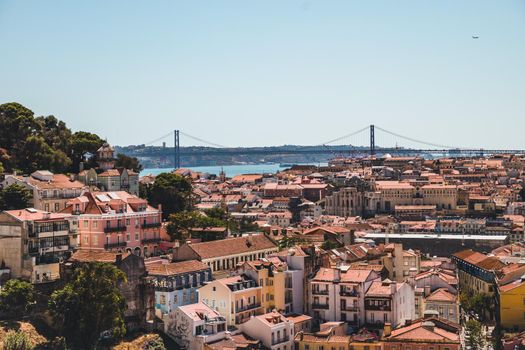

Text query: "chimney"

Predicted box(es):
[334, 267, 341, 282]
[422, 321, 435, 331]
[390, 281, 397, 294]
[424, 285, 431, 297]
[383, 322, 392, 337]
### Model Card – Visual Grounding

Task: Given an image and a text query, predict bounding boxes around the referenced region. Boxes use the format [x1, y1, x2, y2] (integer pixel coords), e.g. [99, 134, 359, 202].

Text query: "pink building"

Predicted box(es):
[64, 191, 162, 257]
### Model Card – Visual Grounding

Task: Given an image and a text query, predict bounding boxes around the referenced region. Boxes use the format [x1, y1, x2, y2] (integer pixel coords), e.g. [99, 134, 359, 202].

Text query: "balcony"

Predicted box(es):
[312, 303, 330, 310]
[41, 193, 80, 199]
[235, 302, 261, 313]
[342, 306, 360, 312]
[141, 222, 161, 229]
[28, 246, 39, 255]
[365, 305, 391, 311]
[312, 289, 329, 295]
[104, 241, 127, 249]
[104, 226, 127, 234]
[141, 237, 161, 244]
[340, 290, 359, 297]
[271, 337, 290, 346]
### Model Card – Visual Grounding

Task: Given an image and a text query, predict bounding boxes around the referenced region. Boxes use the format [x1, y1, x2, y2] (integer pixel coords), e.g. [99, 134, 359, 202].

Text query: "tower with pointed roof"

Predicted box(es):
[97, 142, 116, 171]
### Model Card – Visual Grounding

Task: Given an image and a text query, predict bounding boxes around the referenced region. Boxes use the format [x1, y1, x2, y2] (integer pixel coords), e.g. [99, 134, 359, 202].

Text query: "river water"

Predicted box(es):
[140, 163, 326, 177]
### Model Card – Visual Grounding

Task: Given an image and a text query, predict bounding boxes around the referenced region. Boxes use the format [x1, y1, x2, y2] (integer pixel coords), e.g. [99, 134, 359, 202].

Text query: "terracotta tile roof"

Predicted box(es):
[475, 256, 506, 271]
[19, 173, 86, 190]
[366, 281, 400, 297]
[69, 250, 130, 263]
[452, 249, 487, 265]
[386, 318, 460, 343]
[146, 260, 209, 276]
[285, 314, 312, 324]
[425, 288, 457, 302]
[3, 208, 71, 222]
[188, 234, 277, 260]
[312, 268, 373, 283]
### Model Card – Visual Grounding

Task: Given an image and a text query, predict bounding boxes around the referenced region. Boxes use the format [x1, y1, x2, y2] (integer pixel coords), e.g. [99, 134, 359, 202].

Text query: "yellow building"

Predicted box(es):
[238, 259, 289, 314]
[499, 278, 525, 331]
[199, 275, 263, 326]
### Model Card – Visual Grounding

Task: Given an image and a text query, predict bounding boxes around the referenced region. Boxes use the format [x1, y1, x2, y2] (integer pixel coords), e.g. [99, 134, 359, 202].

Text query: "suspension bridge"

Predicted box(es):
[124, 125, 525, 168]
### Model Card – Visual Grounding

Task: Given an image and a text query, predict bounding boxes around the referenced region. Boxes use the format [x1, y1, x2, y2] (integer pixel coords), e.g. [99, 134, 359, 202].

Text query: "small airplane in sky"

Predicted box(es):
[472, 35, 479, 39]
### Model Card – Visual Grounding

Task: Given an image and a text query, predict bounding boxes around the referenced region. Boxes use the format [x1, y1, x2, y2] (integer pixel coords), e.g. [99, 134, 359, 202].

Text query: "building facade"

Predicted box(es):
[63, 191, 162, 257]
[0, 208, 78, 283]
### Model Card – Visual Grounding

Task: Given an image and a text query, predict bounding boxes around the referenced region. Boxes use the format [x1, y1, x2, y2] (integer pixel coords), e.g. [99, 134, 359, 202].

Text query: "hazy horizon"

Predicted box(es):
[1, 1, 524, 149]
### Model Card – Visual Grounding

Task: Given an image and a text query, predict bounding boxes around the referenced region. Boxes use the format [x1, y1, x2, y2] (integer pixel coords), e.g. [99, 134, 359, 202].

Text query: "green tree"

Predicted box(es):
[166, 211, 226, 241]
[277, 235, 306, 249]
[2, 330, 33, 350]
[17, 135, 71, 173]
[465, 319, 485, 350]
[48, 263, 127, 349]
[115, 153, 143, 172]
[0, 184, 32, 210]
[35, 115, 72, 153]
[0, 102, 39, 155]
[143, 336, 167, 350]
[321, 240, 339, 251]
[460, 291, 494, 321]
[0, 279, 34, 317]
[69, 131, 105, 172]
[147, 173, 193, 219]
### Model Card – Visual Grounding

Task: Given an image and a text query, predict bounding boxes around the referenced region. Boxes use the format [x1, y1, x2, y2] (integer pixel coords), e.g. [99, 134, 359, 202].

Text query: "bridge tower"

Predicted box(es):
[174, 130, 180, 169]
[370, 124, 375, 156]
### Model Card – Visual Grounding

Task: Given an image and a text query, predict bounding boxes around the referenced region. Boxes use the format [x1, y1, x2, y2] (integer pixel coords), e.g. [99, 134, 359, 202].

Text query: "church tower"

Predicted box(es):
[97, 142, 116, 170]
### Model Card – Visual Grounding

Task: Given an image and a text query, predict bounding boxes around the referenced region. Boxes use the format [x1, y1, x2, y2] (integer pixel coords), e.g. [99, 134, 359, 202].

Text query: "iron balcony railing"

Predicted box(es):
[312, 289, 329, 295]
[271, 337, 290, 346]
[104, 241, 127, 249]
[341, 306, 360, 312]
[141, 222, 161, 229]
[141, 237, 161, 244]
[311, 303, 330, 310]
[235, 302, 261, 312]
[104, 226, 127, 233]
[340, 290, 360, 297]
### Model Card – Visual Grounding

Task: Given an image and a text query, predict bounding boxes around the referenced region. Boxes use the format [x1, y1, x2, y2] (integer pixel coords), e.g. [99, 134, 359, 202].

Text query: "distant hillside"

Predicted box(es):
[115, 144, 369, 168]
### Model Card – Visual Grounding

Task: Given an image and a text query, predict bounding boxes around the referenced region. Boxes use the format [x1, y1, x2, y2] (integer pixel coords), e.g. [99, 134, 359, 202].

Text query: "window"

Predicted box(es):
[83, 220, 89, 228]
[93, 221, 98, 228]
[127, 234, 130, 242]
[54, 203, 60, 212]
[126, 218, 130, 225]
[305, 346, 310, 350]
[135, 233, 139, 241]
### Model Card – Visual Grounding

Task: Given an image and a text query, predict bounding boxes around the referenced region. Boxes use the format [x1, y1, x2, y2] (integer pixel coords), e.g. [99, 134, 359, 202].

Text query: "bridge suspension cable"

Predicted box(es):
[374, 125, 457, 149]
[143, 131, 173, 146]
[179, 131, 227, 148]
[319, 126, 370, 146]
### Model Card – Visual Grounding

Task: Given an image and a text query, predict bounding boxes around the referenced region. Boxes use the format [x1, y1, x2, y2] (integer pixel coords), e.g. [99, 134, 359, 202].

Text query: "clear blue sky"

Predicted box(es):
[1, 1, 524, 149]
